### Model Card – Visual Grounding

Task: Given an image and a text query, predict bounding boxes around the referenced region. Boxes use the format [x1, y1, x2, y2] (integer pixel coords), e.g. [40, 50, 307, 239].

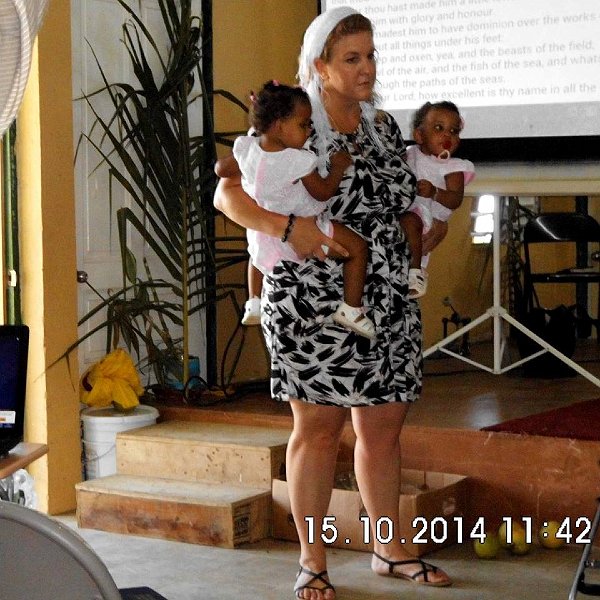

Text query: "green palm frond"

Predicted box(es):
[72, 0, 249, 387]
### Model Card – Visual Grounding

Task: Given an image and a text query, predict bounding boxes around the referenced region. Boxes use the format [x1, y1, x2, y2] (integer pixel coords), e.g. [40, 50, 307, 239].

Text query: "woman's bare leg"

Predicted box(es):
[288, 399, 348, 600]
[352, 403, 452, 586]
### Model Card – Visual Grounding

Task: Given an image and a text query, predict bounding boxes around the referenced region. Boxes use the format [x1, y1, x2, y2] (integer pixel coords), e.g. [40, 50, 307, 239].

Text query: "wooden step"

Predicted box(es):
[76, 474, 271, 548]
[115, 421, 289, 488]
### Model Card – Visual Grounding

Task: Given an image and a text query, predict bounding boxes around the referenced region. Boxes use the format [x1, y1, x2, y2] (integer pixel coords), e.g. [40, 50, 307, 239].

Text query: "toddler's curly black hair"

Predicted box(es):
[249, 81, 311, 134]
[411, 101, 462, 131]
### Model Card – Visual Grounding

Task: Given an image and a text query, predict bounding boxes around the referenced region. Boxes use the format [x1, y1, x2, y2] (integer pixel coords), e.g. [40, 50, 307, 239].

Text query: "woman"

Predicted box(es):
[214, 6, 451, 598]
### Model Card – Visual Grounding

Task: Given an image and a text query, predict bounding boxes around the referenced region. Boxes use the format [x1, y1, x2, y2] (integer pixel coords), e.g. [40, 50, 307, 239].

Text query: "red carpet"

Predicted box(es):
[481, 398, 600, 441]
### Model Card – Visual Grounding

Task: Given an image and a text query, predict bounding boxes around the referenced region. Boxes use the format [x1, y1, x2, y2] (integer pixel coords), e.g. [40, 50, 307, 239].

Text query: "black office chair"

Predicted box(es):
[522, 212, 600, 337]
[0, 501, 167, 599]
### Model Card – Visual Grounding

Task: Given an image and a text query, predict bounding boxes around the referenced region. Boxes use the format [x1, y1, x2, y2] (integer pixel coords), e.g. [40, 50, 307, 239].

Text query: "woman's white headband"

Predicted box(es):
[297, 6, 386, 175]
[297, 6, 358, 90]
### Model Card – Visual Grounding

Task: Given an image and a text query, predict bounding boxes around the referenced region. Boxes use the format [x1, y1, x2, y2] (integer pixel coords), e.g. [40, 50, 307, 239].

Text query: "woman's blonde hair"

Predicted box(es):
[320, 14, 373, 63]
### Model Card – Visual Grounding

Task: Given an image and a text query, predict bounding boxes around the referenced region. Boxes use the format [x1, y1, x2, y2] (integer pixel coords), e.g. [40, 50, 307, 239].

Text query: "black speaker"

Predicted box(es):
[515, 306, 576, 378]
[0, 325, 29, 457]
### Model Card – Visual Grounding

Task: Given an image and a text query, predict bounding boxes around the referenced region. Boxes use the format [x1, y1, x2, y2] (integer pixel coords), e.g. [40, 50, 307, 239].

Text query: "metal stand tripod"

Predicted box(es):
[423, 196, 600, 387]
[569, 497, 600, 599]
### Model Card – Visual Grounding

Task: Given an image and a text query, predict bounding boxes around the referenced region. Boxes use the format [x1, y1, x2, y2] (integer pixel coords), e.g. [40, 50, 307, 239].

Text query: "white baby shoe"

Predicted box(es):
[333, 302, 376, 340]
[408, 268, 428, 299]
[241, 297, 261, 326]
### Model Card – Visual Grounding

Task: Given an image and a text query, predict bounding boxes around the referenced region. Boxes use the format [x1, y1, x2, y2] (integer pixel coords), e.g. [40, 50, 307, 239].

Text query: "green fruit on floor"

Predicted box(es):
[510, 528, 531, 555]
[539, 521, 566, 549]
[474, 532, 500, 559]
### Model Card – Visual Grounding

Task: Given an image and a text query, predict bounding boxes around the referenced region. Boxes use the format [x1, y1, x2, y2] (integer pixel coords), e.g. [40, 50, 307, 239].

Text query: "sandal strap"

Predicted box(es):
[333, 303, 376, 339]
[409, 269, 427, 286]
[373, 552, 438, 582]
[351, 315, 375, 335]
[294, 566, 335, 595]
[338, 302, 363, 321]
[408, 269, 428, 298]
[337, 303, 375, 334]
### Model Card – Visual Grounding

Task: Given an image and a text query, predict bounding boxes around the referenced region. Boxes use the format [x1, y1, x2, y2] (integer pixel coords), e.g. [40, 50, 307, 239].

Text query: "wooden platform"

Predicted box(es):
[76, 421, 290, 547]
[76, 342, 600, 548]
[116, 421, 289, 488]
[77, 475, 271, 548]
[402, 425, 600, 527]
[154, 390, 600, 528]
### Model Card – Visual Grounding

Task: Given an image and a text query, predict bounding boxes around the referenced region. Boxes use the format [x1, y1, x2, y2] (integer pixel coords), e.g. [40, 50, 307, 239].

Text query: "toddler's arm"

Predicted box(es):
[416, 171, 465, 210]
[214, 153, 241, 179]
[214, 170, 349, 261]
[301, 150, 353, 202]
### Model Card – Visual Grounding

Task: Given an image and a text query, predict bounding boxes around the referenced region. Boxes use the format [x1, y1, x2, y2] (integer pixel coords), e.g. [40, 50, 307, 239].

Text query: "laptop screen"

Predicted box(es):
[0, 325, 29, 456]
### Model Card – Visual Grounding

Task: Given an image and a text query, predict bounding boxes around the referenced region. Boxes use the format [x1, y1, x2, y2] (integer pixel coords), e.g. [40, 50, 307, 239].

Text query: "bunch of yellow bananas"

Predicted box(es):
[80, 348, 144, 411]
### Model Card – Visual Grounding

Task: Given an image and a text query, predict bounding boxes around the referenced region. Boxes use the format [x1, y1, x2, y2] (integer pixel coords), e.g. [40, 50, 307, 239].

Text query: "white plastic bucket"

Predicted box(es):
[81, 404, 159, 479]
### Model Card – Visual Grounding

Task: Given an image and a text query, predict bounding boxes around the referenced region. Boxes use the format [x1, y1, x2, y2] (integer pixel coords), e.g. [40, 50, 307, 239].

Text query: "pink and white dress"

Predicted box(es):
[406, 144, 475, 266]
[233, 135, 333, 274]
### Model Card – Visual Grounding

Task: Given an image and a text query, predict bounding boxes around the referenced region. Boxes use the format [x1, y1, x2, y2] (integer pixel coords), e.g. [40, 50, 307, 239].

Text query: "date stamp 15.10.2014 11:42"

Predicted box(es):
[304, 515, 593, 546]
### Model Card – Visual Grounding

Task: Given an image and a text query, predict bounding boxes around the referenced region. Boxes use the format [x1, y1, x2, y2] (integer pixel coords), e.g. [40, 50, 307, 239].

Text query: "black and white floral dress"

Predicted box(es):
[262, 110, 421, 407]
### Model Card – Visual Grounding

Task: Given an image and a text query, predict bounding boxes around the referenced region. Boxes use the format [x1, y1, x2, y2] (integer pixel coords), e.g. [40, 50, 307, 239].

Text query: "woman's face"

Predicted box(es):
[317, 31, 376, 104]
[414, 108, 462, 157]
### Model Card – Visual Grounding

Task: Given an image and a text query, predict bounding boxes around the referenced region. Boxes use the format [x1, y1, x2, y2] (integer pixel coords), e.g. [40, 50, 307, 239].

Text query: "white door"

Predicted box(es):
[71, 0, 205, 379]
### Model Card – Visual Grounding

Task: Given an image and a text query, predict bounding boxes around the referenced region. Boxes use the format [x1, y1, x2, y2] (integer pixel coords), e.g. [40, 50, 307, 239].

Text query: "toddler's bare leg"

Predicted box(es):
[329, 223, 368, 308]
[241, 262, 263, 326]
[398, 212, 423, 270]
[247, 262, 263, 299]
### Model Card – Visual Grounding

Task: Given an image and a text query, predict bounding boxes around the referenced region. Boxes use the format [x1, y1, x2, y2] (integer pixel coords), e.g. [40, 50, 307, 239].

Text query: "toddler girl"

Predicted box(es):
[401, 101, 475, 298]
[216, 81, 375, 339]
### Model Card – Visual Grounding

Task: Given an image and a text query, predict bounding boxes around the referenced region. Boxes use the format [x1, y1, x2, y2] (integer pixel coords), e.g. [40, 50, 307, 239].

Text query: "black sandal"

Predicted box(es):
[373, 551, 452, 587]
[294, 565, 336, 598]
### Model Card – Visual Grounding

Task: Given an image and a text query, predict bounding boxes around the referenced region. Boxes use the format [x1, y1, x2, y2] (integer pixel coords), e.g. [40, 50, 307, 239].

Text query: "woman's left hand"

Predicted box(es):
[422, 219, 448, 254]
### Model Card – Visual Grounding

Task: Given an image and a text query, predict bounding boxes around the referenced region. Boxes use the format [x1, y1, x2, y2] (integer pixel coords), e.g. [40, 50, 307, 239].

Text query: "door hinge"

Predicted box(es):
[7, 269, 17, 288]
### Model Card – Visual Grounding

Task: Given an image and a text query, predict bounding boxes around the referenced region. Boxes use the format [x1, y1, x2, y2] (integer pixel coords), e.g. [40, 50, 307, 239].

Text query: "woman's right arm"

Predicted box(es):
[213, 174, 348, 260]
[214, 173, 287, 236]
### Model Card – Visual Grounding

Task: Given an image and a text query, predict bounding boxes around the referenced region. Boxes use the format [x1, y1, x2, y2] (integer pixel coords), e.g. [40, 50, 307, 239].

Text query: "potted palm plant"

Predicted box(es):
[71, 0, 249, 400]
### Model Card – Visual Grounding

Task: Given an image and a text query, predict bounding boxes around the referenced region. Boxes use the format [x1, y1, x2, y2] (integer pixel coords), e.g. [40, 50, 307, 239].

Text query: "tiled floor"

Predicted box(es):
[55, 339, 600, 599]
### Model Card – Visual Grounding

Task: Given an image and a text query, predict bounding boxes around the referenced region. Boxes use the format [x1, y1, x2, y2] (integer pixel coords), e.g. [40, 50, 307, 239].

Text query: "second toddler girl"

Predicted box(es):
[401, 101, 475, 298]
